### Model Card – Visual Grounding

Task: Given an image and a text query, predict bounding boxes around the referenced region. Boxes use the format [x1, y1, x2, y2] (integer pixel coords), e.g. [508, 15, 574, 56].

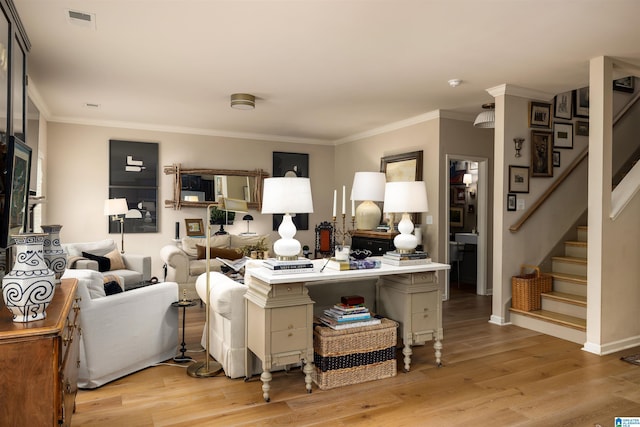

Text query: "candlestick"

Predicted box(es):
[351, 198, 355, 218]
[332, 189, 337, 217]
[342, 185, 346, 215]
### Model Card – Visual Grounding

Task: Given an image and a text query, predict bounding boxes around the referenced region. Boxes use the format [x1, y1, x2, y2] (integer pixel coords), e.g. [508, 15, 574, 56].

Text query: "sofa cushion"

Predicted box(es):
[82, 251, 111, 272]
[182, 235, 231, 257]
[230, 234, 269, 250]
[66, 239, 118, 257]
[196, 245, 242, 261]
[104, 280, 123, 295]
[105, 248, 126, 270]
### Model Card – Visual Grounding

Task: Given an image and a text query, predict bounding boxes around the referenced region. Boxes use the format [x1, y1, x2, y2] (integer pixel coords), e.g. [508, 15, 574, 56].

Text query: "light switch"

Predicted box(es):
[426, 215, 433, 224]
[517, 199, 525, 210]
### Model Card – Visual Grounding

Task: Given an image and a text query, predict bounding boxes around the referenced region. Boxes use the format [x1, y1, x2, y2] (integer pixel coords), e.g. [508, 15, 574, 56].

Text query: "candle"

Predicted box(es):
[342, 185, 346, 215]
[351, 198, 355, 217]
[332, 189, 337, 217]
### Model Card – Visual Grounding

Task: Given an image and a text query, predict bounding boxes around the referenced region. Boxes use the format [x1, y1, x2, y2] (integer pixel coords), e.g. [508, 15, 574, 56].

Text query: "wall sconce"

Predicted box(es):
[514, 137, 525, 157]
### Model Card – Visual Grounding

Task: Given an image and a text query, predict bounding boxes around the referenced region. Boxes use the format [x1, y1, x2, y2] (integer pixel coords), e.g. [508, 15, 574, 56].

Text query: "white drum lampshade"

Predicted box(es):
[350, 172, 386, 230]
[261, 177, 314, 260]
[383, 181, 429, 253]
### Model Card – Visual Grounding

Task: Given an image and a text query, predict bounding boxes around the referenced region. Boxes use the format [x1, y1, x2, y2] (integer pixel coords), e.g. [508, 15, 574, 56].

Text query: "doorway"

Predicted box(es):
[445, 155, 488, 300]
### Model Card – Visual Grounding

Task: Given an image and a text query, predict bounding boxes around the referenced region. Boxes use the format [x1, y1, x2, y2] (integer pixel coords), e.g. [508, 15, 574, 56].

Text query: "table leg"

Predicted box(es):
[402, 341, 412, 372]
[434, 338, 443, 367]
[303, 359, 313, 394]
[260, 369, 272, 402]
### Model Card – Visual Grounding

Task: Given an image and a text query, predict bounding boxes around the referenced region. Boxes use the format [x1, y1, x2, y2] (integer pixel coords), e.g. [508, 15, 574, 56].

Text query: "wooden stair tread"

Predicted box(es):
[510, 308, 586, 331]
[565, 240, 587, 247]
[549, 271, 587, 284]
[552, 255, 587, 265]
[542, 291, 586, 306]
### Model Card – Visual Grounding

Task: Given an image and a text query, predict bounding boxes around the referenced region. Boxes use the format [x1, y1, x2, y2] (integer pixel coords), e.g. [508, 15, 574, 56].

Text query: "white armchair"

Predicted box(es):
[61, 269, 179, 388]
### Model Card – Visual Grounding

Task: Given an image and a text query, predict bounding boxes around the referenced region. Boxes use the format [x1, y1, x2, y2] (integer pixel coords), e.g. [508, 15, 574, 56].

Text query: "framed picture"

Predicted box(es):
[575, 120, 589, 136]
[272, 152, 309, 231]
[450, 207, 463, 227]
[553, 151, 561, 167]
[455, 187, 466, 205]
[381, 150, 423, 223]
[2, 136, 32, 247]
[530, 130, 553, 177]
[508, 165, 530, 193]
[108, 187, 158, 233]
[553, 122, 573, 149]
[613, 76, 634, 93]
[185, 218, 204, 237]
[554, 91, 573, 120]
[507, 194, 517, 211]
[574, 87, 589, 118]
[529, 101, 551, 128]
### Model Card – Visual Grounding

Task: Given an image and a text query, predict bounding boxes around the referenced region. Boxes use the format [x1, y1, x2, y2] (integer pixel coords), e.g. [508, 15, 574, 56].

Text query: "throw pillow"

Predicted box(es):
[196, 244, 242, 260]
[103, 281, 123, 295]
[105, 248, 126, 270]
[82, 251, 111, 272]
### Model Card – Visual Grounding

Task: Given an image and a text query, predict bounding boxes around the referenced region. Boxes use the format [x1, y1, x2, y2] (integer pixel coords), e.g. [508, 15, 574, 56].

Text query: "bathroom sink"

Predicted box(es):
[455, 233, 478, 245]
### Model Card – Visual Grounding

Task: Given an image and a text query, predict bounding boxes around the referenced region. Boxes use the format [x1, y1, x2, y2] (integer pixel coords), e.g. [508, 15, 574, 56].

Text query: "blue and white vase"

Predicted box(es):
[41, 224, 67, 284]
[1, 233, 56, 322]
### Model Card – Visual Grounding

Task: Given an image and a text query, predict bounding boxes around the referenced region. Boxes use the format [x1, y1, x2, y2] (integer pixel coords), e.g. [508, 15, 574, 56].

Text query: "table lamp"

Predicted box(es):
[350, 171, 386, 230]
[383, 181, 429, 253]
[261, 177, 314, 260]
[104, 198, 128, 253]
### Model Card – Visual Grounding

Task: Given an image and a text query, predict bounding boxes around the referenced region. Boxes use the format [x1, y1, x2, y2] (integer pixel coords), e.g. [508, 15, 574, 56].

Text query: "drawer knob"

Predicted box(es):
[287, 287, 292, 292]
[288, 332, 293, 337]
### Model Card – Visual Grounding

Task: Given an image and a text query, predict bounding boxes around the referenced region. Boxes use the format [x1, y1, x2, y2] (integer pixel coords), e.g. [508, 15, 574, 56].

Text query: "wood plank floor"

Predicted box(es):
[71, 287, 640, 426]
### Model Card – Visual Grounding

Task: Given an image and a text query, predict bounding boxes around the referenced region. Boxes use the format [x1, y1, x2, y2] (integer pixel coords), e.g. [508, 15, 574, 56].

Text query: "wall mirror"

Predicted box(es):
[164, 164, 269, 210]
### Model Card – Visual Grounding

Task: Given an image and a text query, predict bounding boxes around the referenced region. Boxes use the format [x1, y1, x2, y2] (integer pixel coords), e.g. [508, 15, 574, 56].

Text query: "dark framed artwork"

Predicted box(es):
[529, 101, 551, 128]
[553, 122, 573, 149]
[108, 187, 157, 233]
[554, 91, 572, 120]
[574, 87, 589, 118]
[381, 150, 423, 224]
[450, 207, 463, 227]
[2, 136, 31, 247]
[553, 151, 561, 168]
[272, 152, 309, 231]
[613, 76, 634, 93]
[507, 194, 517, 211]
[575, 121, 589, 137]
[530, 130, 553, 177]
[454, 187, 466, 205]
[508, 165, 530, 193]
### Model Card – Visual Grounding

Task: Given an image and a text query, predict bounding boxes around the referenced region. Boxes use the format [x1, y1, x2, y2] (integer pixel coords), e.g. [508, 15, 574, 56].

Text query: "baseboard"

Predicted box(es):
[583, 335, 640, 355]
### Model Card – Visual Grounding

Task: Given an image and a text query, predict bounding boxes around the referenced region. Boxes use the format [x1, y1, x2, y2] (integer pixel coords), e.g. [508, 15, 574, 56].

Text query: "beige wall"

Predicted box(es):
[45, 122, 335, 279]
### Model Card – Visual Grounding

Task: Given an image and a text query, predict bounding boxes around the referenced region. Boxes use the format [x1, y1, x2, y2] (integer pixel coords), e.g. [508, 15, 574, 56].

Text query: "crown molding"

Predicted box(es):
[487, 84, 554, 102]
[334, 110, 441, 145]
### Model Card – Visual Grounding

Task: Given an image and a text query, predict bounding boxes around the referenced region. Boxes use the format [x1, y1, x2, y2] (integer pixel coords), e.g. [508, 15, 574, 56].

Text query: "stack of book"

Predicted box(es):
[323, 258, 381, 271]
[381, 251, 431, 266]
[319, 295, 381, 330]
[263, 258, 314, 274]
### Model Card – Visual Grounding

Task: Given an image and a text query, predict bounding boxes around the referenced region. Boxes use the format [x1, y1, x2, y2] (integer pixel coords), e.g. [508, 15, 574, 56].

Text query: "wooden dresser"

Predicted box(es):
[0, 278, 80, 426]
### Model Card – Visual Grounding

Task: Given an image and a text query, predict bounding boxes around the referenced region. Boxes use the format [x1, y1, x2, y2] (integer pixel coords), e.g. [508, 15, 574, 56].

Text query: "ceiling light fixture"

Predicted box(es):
[448, 79, 462, 88]
[473, 102, 495, 128]
[230, 93, 255, 110]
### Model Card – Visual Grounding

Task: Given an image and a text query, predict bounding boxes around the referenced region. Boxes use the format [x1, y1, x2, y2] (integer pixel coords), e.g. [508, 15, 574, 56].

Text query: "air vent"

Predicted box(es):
[67, 9, 96, 30]
[84, 103, 100, 109]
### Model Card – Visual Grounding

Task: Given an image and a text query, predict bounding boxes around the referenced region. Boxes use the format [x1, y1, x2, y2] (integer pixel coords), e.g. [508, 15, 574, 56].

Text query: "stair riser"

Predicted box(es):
[552, 260, 587, 276]
[510, 312, 586, 344]
[552, 280, 587, 297]
[577, 227, 588, 242]
[541, 298, 586, 319]
[565, 245, 587, 259]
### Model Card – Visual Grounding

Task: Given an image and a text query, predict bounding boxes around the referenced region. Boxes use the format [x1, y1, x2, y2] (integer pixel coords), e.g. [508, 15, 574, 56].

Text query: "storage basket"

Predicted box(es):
[511, 264, 552, 311]
[313, 317, 398, 390]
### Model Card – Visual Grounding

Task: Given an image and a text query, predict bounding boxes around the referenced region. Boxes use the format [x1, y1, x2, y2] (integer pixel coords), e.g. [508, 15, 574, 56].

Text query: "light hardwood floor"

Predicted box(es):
[71, 287, 640, 426]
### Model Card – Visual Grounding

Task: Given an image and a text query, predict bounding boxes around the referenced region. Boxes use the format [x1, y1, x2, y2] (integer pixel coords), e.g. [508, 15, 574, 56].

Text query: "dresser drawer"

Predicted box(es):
[351, 236, 395, 256]
[411, 291, 438, 314]
[271, 306, 308, 331]
[271, 328, 308, 353]
[272, 283, 304, 298]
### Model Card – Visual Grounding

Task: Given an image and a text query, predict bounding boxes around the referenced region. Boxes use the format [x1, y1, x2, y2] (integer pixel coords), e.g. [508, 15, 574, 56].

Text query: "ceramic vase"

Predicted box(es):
[1, 233, 56, 322]
[41, 224, 67, 284]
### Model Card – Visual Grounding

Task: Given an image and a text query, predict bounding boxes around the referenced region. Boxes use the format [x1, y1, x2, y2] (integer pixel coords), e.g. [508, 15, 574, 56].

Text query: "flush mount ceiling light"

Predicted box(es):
[473, 102, 495, 128]
[448, 79, 462, 88]
[230, 93, 255, 110]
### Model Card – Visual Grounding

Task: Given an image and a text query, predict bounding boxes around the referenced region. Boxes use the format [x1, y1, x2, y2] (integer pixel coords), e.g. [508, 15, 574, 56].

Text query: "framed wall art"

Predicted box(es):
[1, 136, 31, 247]
[272, 151, 309, 231]
[574, 87, 589, 118]
[508, 165, 530, 193]
[554, 91, 573, 120]
[529, 101, 551, 128]
[553, 151, 561, 168]
[507, 194, 517, 212]
[613, 76, 634, 93]
[553, 122, 573, 149]
[450, 207, 463, 227]
[381, 150, 424, 224]
[185, 218, 204, 237]
[530, 130, 553, 177]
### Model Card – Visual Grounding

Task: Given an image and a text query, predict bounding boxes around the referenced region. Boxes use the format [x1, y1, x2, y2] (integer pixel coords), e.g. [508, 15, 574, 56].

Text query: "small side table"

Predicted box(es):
[171, 299, 197, 363]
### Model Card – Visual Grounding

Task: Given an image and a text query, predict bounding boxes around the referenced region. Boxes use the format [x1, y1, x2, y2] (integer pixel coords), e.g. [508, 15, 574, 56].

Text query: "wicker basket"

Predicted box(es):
[511, 264, 552, 311]
[313, 317, 398, 390]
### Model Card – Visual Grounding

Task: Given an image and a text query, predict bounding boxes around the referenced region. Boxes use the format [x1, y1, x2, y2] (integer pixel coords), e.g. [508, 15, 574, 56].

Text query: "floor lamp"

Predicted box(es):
[187, 203, 224, 378]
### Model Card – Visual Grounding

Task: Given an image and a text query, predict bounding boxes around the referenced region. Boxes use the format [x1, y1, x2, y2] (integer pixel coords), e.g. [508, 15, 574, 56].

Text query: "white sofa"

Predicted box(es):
[64, 239, 152, 286]
[61, 269, 179, 388]
[161, 234, 269, 301]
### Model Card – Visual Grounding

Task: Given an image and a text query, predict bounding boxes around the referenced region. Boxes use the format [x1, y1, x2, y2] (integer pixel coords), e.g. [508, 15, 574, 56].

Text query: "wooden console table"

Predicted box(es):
[245, 258, 449, 401]
[0, 278, 80, 426]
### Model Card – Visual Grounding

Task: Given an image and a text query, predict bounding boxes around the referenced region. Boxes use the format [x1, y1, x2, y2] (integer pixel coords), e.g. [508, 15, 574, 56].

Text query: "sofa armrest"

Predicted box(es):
[160, 245, 190, 283]
[195, 272, 247, 319]
[121, 253, 151, 281]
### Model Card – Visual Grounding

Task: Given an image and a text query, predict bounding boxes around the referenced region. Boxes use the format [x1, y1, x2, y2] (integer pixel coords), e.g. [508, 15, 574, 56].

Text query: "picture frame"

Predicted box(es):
[2, 136, 32, 247]
[381, 150, 423, 224]
[450, 207, 463, 227]
[185, 218, 204, 237]
[575, 120, 589, 136]
[553, 151, 561, 167]
[553, 91, 573, 120]
[530, 130, 554, 177]
[455, 187, 466, 205]
[508, 165, 530, 193]
[507, 194, 517, 212]
[613, 76, 634, 93]
[553, 122, 573, 149]
[574, 87, 589, 118]
[529, 101, 551, 128]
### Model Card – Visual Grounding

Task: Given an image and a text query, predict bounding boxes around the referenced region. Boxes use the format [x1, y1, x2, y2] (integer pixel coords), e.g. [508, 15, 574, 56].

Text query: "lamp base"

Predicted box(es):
[355, 201, 382, 230]
[187, 360, 223, 378]
[393, 213, 419, 253]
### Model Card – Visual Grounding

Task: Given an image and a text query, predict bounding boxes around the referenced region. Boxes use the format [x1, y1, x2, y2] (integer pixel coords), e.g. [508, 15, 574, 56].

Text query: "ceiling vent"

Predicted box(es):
[67, 10, 96, 30]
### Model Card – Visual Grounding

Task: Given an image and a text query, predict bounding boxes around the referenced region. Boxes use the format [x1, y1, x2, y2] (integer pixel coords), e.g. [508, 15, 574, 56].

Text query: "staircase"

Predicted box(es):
[509, 225, 587, 344]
